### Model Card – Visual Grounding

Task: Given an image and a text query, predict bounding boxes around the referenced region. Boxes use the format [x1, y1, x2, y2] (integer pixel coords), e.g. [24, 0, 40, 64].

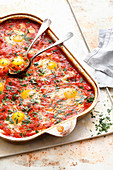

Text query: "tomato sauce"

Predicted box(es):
[0, 19, 94, 138]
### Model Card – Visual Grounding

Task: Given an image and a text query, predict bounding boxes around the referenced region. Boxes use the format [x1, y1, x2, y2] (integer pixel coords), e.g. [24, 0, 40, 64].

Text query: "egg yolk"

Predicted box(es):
[12, 56, 25, 67]
[13, 35, 24, 42]
[0, 58, 9, 67]
[64, 88, 77, 99]
[12, 111, 25, 124]
[21, 89, 36, 99]
[47, 61, 57, 70]
[0, 82, 4, 91]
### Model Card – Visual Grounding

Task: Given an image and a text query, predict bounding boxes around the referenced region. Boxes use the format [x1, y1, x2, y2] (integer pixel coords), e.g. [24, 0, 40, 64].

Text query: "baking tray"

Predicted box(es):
[0, 13, 99, 142]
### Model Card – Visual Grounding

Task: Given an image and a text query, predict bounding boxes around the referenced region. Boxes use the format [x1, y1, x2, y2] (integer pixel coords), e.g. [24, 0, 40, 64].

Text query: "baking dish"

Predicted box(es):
[0, 13, 99, 142]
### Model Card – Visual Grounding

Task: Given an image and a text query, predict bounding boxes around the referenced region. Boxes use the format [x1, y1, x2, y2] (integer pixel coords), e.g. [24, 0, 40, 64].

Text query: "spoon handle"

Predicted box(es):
[26, 19, 51, 54]
[31, 32, 73, 61]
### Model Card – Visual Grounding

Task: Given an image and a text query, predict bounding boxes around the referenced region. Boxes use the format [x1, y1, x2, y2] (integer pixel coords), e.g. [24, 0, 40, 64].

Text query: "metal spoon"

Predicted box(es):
[9, 18, 51, 74]
[9, 32, 73, 75]
[26, 18, 51, 56]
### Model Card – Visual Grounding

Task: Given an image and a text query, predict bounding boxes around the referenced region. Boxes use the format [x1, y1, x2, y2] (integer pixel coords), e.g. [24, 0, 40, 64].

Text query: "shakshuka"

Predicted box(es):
[0, 19, 94, 138]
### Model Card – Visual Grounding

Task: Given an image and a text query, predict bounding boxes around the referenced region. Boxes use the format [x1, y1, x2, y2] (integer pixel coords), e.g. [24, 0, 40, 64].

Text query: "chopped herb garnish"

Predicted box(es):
[80, 77, 83, 83]
[34, 62, 39, 66]
[9, 81, 12, 85]
[43, 94, 47, 98]
[90, 112, 96, 118]
[48, 39, 52, 43]
[24, 46, 28, 50]
[6, 116, 10, 121]
[107, 108, 112, 113]
[87, 97, 94, 103]
[20, 133, 23, 137]
[63, 68, 67, 71]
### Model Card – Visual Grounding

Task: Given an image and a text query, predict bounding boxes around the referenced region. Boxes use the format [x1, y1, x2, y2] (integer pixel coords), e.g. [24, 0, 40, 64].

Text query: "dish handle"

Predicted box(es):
[46, 117, 77, 137]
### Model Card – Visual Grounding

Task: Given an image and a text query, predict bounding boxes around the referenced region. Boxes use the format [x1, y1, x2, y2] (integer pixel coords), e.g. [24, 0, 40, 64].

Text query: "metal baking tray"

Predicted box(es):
[0, 13, 99, 142]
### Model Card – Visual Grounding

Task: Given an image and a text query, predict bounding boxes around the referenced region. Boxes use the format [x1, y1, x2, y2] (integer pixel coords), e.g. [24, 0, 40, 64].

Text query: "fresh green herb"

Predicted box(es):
[48, 39, 52, 43]
[9, 119, 14, 124]
[8, 109, 12, 113]
[16, 119, 18, 124]
[94, 110, 99, 113]
[43, 94, 47, 98]
[90, 112, 96, 118]
[87, 97, 94, 103]
[6, 85, 12, 90]
[12, 96, 16, 101]
[55, 85, 60, 90]
[107, 108, 112, 113]
[53, 49, 57, 52]
[54, 118, 63, 124]
[9, 81, 12, 85]
[56, 80, 60, 82]
[24, 46, 28, 50]
[6, 116, 10, 121]
[80, 77, 83, 83]
[62, 72, 65, 76]
[79, 86, 83, 89]
[38, 69, 45, 75]
[22, 120, 31, 124]
[14, 52, 18, 56]
[34, 62, 39, 66]
[53, 74, 56, 78]
[21, 84, 27, 87]
[2, 99, 6, 105]
[24, 36, 33, 44]
[66, 78, 69, 82]
[20, 133, 23, 137]
[63, 68, 67, 71]
[52, 104, 56, 109]
[30, 78, 37, 84]
[25, 72, 30, 77]
[95, 117, 113, 133]
[56, 99, 62, 104]
[49, 101, 52, 107]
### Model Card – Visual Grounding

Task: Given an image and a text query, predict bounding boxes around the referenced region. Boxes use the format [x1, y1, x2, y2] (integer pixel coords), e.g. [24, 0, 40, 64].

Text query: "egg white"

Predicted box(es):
[21, 89, 41, 105]
[38, 59, 53, 76]
[5, 30, 25, 45]
[49, 88, 86, 106]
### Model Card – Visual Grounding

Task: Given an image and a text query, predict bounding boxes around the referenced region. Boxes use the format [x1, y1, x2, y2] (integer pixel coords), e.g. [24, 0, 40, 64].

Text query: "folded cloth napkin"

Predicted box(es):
[84, 28, 113, 88]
